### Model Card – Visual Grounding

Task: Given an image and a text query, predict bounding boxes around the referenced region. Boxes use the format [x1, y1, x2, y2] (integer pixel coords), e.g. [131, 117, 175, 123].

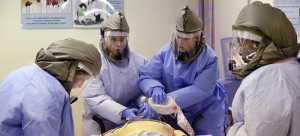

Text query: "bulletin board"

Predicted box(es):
[21, 0, 124, 29]
[274, 0, 300, 42]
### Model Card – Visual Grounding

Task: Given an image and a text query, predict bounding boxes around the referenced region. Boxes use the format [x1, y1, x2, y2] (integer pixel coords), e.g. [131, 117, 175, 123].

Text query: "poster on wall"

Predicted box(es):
[21, 0, 73, 29]
[274, 0, 300, 42]
[73, 0, 124, 28]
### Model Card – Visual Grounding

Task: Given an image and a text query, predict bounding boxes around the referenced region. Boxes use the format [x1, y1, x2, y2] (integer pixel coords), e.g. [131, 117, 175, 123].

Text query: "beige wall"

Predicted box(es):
[0, 0, 273, 136]
[0, 1, 199, 80]
[214, 0, 247, 79]
[0, 1, 198, 136]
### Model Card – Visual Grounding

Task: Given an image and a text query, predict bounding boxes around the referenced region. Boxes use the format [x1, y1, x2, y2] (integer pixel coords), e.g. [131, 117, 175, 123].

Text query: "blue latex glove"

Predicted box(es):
[121, 108, 141, 119]
[138, 103, 156, 119]
[151, 87, 167, 104]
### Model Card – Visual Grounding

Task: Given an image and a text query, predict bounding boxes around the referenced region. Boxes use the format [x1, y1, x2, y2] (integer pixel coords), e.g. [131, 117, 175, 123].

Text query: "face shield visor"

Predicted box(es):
[229, 30, 262, 71]
[101, 31, 129, 63]
[70, 63, 94, 104]
[173, 30, 201, 62]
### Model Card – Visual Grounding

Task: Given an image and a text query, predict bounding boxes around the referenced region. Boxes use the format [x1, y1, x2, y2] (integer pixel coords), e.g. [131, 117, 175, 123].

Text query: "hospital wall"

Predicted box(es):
[0, 0, 272, 136]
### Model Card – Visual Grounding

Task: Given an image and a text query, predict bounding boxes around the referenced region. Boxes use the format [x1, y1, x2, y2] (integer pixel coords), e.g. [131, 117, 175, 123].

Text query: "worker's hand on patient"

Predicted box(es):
[151, 87, 167, 104]
[121, 108, 141, 119]
[138, 103, 156, 119]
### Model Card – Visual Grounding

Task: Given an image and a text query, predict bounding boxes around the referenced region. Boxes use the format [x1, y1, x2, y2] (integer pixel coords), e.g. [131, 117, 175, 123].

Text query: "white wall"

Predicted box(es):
[125, 1, 199, 60]
[214, 0, 247, 79]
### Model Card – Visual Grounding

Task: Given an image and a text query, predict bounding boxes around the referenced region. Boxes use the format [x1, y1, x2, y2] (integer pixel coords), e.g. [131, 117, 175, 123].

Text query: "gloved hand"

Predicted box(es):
[121, 108, 141, 120]
[151, 87, 167, 104]
[138, 103, 157, 119]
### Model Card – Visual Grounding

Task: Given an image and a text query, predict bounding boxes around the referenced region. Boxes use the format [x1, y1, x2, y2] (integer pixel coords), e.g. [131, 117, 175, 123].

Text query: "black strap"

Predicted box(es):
[69, 96, 78, 104]
[160, 115, 169, 123]
[92, 115, 106, 134]
[192, 114, 204, 130]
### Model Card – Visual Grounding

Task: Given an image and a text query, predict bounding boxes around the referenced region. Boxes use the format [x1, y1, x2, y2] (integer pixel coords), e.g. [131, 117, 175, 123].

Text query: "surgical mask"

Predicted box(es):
[229, 30, 261, 71]
[146, 96, 195, 136]
[70, 63, 94, 104]
[70, 76, 93, 100]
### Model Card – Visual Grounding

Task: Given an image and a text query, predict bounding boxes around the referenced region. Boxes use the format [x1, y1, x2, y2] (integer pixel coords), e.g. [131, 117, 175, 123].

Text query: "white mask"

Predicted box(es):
[70, 76, 93, 97]
[70, 63, 94, 104]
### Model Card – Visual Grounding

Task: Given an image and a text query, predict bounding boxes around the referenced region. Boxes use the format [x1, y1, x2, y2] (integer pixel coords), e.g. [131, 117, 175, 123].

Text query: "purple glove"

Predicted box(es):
[138, 103, 156, 119]
[121, 108, 141, 119]
[151, 87, 167, 104]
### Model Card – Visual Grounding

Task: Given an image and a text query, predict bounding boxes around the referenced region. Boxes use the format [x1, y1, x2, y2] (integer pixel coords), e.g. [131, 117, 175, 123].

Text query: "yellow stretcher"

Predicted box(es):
[102, 119, 187, 136]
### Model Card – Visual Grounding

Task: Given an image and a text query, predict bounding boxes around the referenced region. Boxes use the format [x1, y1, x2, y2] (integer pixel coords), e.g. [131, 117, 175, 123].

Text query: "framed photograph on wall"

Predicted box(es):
[73, 0, 124, 28]
[21, 0, 73, 29]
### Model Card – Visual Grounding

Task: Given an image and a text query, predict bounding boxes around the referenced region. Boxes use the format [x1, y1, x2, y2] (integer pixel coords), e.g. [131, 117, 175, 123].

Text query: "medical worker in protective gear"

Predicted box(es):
[82, 11, 153, 136]
[138, 6, 227, 136]
[227, 2, 300, 136]
[0, 38, 101, 136]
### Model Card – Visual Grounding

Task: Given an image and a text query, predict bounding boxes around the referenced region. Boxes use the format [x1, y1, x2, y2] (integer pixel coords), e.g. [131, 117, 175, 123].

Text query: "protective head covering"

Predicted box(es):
[172, 5, 205, 62]
[230, 30, 262, 70]
[35, 38, 102, 95]
[99, 11, 130, 64]
[230, 1, 300, 79]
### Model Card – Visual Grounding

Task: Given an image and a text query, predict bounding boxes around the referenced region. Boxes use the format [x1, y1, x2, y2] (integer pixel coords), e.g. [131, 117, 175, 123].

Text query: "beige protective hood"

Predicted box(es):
[232, 1, 300, 79]
[175, 5, 203, 33]
[100, 11, 129, 35]
[35, 38, 102, 94]
[172, 5, 205, 62]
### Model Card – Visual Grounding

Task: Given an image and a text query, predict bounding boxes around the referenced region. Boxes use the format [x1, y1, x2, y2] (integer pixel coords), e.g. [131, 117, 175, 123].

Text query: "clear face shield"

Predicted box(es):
[102, 31, 129, 62]
[229, 30, 262, 71]
[174, 30, 201, 61]
[70, 63, 94, 104]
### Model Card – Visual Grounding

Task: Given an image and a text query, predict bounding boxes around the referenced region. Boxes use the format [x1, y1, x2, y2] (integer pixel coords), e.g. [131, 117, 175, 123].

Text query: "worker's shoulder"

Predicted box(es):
[130, 51, 147, 61]
[1, 65, 47, 89]
[246, 59, 298, 83]
[5, 65, 39, 79]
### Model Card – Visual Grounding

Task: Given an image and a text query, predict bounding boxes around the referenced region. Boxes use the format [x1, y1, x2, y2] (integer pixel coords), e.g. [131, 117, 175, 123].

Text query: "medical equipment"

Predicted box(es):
[100, 96, 194, 136]
[143, 96, 195, 136]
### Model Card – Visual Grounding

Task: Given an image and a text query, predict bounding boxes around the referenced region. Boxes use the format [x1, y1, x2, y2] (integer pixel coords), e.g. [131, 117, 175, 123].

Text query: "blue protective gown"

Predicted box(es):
[0, 65, 74, 136]
[82, 52, 147, 136]
[138, 42, 227, 135]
